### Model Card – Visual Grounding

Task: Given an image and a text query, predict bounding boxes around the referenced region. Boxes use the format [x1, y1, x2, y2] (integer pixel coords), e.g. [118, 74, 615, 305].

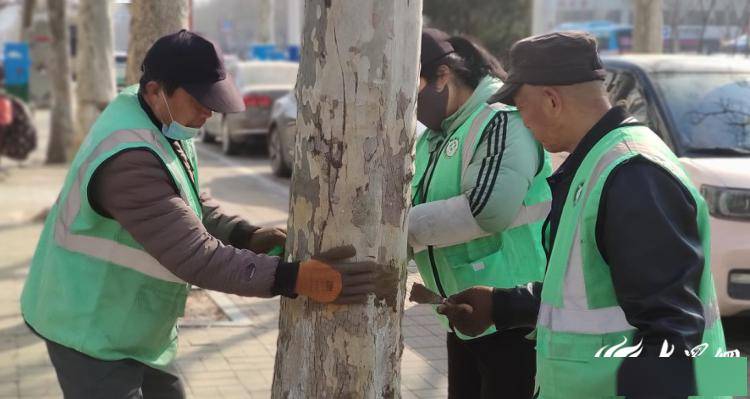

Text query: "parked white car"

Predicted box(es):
[598, 55, 750, 316]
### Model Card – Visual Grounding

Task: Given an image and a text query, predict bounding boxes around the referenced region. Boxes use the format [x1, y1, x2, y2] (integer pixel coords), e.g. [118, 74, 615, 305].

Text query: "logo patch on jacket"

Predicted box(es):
[445, 138, 459, 158]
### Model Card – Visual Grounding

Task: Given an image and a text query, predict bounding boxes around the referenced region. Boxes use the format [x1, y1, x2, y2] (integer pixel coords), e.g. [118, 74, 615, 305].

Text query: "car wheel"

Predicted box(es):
[268, 125, 291, 177]
[198, 126, 216, 143]
[221, 118, 241, 155]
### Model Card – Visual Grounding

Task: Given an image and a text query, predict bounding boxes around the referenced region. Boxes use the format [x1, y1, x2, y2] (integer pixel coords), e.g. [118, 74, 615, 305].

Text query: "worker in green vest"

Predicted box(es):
[20, 30, 384, 399]
[408, 28, 552, 399]
[437, 32, 731, 398]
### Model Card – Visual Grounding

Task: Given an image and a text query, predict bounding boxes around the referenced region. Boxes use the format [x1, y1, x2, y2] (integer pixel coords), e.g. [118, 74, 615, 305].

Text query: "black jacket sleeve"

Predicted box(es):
[492, 282, 543, 330]
[598, 157, 705, 398]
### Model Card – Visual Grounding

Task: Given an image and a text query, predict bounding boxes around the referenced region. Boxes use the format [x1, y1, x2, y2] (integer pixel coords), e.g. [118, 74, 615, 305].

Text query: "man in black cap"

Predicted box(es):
[21, 30, 385, 398]
[437, 31, 728, 397]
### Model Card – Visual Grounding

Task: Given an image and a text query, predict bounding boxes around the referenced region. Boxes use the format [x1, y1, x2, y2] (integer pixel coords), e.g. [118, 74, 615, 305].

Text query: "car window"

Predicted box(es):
[651, 71, 750, 152]
[605, 70, 649, 123]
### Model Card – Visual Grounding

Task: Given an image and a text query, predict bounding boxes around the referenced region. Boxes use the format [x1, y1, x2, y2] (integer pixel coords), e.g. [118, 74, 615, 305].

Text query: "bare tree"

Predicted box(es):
[666, 0, 683, 53]
[698, 0, 718, 54]
[633, 0, 664, 53]
[741, 0, 750, 57]
[20, 0, 36, 41]
[125, 0, 189, 85]
[271, 0, 422, 397]
[45, 0, 75, 164]
[75, 0, 116, 150]
[257, 0, 273, 43]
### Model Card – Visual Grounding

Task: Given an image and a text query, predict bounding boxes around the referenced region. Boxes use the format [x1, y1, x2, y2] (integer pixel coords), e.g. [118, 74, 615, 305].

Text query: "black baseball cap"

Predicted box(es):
[490, 31, 606, 105]
[141, 29, 244, 113]
[420, 28, 454, 77]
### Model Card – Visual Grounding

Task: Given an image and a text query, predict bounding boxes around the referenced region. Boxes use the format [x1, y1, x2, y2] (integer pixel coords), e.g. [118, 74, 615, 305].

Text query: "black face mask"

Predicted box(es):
[417, 80, 449, 131]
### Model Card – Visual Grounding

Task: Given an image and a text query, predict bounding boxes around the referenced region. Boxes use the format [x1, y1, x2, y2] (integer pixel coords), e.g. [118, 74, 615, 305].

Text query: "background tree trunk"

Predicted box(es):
[667, 0, 682, 53]
[75, 0, 116, 151]
[45, 0, 75, 164]
[271, 1, 422, 398]
[697, 0, 717, 54]
[20, 0, 36, 41]
[633, 0, 663, 53]
[125, 0, 189, 85]
[257, 0, 273, 43]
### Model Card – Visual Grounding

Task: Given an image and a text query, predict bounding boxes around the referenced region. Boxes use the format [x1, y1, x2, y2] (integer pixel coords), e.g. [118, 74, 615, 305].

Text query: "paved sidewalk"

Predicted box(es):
[0, 110, 449, 399]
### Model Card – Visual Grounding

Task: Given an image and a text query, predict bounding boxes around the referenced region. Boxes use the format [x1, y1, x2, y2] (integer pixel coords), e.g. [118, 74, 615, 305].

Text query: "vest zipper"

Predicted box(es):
[417, 134, 454, 299]
[427, 246, 447, 298]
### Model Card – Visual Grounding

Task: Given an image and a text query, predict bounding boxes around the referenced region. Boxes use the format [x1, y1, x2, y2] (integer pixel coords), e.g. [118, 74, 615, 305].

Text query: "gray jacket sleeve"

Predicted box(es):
[408, 112, 540, 251]
[89, 149, 279, 297]
[200, 191, 259, 247]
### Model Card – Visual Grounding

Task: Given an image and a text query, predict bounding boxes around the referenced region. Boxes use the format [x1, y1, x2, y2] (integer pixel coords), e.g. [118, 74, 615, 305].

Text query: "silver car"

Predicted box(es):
[201, 61, 298, 155]
[267, 92, 297, 177]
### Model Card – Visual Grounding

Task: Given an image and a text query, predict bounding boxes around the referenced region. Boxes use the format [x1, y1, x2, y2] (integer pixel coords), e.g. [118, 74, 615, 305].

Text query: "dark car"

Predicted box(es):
[601, 54, 750, 316]
[201, 60, 298, 155]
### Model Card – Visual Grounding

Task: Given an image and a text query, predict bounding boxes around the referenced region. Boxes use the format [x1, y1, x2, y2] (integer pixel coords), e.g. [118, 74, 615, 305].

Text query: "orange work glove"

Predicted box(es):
[295, 245, 380, 304]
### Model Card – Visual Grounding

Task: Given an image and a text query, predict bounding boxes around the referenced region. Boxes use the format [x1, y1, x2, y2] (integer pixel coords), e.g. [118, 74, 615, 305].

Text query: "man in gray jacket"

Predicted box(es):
[23, 30, 381, 399]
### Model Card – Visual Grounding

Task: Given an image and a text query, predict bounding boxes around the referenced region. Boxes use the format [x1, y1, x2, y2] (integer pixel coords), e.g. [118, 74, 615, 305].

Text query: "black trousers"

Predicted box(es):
[45, 339, 185, 399]
[447, 329, 536, 399]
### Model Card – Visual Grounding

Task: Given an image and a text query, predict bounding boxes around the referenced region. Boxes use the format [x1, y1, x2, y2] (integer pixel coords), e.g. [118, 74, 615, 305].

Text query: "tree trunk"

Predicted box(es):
[75, 0, 116, 151]
[271, 1, 422, 398]
[45, 0, 75, 164]
[20, 0, 36, 41]
[632, 0, 663, 53]
[698, 0, 717, 54]
[125, 0, 189, 85]
[668, 0, 681, 53]
[257, 0, 273, 43]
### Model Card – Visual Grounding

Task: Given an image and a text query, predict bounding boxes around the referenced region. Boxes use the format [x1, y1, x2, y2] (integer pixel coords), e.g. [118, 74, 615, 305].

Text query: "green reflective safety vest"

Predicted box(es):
[21, 85, 203, 370]
[412, 102, 552, 340]
[535, 124, 728, 398]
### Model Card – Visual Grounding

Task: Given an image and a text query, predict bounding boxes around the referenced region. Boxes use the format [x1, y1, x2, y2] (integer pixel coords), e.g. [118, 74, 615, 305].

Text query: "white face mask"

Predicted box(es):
[160, 90, 200, 140]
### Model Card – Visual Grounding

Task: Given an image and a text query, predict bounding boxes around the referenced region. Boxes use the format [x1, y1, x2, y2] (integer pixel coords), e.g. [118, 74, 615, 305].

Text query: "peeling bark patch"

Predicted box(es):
[350, 186, 370, 228]
[380, 133, 410, 227]
[363, 137, 377, 162]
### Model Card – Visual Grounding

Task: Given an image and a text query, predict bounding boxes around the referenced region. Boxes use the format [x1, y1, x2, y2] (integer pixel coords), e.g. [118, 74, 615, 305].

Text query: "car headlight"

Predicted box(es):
[700, 185, 750, 220]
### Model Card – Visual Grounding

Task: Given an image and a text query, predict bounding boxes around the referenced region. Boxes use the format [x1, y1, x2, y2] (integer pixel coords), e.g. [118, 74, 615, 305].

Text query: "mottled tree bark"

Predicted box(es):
[75, 0, 116, 150]
[271, 1, 422, 398]
[125, 0, 189, 85]
[45, 0, 76, 164]
[633, 0, 663, 54]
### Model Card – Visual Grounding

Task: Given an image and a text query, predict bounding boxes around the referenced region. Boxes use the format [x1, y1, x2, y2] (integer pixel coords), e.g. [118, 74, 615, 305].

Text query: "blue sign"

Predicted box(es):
[3, 42, 31, 85]
[249, 44, 277, 60]
[288, 45, 300, 62]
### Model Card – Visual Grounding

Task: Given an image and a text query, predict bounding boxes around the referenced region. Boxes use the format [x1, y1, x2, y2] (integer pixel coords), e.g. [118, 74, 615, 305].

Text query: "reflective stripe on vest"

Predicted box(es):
[538, 135, 719, 334]
[508, 201, 552, 230]
[54, 128, 186, 284]
[537, 300, 720, 334]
